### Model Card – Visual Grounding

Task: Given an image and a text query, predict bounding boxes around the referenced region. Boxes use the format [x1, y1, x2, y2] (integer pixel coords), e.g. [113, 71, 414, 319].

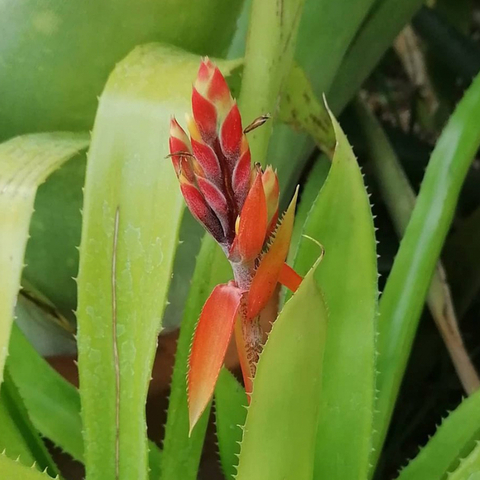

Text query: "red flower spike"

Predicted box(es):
[247, 188, 299, 319]
[279, 263, 303, 292]
[168, 61, 308, 425]
[188, 283, 243, 433]
[220, 103, 243, 161]
[180, 183, 224, 243]
[229, 171, 268, 264]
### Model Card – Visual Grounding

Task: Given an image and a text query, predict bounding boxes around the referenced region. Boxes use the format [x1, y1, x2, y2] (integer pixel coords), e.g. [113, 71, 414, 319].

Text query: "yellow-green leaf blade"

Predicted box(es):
[236, 261, 327, 480]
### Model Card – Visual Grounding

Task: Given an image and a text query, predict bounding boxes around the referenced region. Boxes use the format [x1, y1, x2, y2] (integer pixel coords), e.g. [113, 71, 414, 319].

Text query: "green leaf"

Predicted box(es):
[160, 236, 231, 480]
[0, 369, 58, 476]
[239, 0, 306, 164]
[235, 259, 327, 480]
[375, 72, 480, 462]
[0, 132, 88, 387]
[293, 109, 377, 479]
[397, 389, 480, 480]
[0, 453, 59, 480]
[214, 368, 248, 480]
[0, 0, 244, 140]
[76, 44, 240, 480]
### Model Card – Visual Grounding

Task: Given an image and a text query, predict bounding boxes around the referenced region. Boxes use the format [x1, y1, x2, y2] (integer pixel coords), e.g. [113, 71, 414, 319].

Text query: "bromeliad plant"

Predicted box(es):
[2, 1, 480, 480]
[169, 59, 302, 431]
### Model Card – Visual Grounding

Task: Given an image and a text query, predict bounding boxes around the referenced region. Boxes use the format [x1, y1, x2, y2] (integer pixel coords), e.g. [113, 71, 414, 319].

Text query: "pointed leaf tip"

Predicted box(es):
[247, 188, 298, 319]
[188, 283, 243, 433]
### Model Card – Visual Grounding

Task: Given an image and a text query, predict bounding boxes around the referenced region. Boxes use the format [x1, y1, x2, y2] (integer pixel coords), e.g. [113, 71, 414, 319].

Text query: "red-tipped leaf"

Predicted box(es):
[247, 189, 298, 319]
[188, 283, 243, 433]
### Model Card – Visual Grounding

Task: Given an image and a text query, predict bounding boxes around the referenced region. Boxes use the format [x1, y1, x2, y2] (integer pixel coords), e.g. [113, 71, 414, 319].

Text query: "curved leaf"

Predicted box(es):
[0, 132, 88, 387]
[293, 109, 377, 479]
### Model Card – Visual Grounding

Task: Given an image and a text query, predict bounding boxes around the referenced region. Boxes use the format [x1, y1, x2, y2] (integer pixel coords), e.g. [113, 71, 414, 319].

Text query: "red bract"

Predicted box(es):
[169, 58, 303, 433]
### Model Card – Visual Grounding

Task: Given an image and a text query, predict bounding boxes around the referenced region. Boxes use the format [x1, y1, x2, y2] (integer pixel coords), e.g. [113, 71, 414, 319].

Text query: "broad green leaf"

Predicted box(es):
[214, 368, 248, 480]
[76, 44, 240, 480]
[239, 0, 306, 164]
[397, 388, 480, 480]
[0, 369, 58, 476]
[294, 110, 377, 479]
[160, 236, 231, 480]
[0, 132, 88, 387]
[0, 0, 244, 140]
[0, 453, 59, 480]
[235, 259, 327, 480]
[375, 72, 480, 462]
